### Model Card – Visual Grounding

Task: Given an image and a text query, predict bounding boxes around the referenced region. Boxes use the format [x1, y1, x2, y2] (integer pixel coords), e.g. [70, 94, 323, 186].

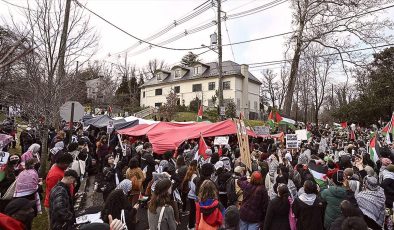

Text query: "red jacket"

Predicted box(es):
[0, 213, 25, 230]
[195, 199, 224, 229]
[44, 165, 73, 208]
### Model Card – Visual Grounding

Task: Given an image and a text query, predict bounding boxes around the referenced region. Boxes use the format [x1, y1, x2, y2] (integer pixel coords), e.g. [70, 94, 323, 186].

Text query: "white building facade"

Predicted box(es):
[140, 61, 261, 119]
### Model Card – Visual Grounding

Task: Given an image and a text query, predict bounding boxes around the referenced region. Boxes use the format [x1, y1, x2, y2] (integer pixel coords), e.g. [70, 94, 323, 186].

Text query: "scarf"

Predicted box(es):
[116, 179, 132, 195]
[356, 188, 386, 227]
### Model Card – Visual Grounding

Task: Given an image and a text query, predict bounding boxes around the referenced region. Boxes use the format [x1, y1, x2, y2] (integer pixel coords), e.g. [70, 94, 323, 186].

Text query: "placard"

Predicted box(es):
[220, 106, 225, 116]
[254, 126, 270, 135]
[235, 119, 252, 170]
[214, 136, 229, 145]
[107, 120, 114, 134]
[286, 134, 298, 149]
[295, 129, 308, 141]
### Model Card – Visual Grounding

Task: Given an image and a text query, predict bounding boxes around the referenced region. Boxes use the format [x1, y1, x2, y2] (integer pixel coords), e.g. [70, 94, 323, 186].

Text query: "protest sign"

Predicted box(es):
[107, 120, 114, 134]
[295, 129, 308, 141]
[254, 126, 270, 135]
[214, 136, 229, 145]
[286, 134, 298, 149]
[235, 119, 252, 170]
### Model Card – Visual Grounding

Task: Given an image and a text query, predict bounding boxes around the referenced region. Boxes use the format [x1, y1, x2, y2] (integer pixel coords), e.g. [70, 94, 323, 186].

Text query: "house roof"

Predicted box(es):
[141, 60, 261, 88]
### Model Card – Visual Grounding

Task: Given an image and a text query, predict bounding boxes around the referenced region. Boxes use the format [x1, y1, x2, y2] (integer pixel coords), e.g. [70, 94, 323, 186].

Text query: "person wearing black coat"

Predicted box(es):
[140, 143, 156, 191]
[330, 200, 364, 230]
[263, 184, 291, 230]
[381, 165, 394, 209]
[292, 180, 324, 230]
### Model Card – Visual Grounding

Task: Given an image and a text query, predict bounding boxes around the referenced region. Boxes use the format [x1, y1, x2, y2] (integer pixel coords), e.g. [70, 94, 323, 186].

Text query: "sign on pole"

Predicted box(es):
[235, 119, 252, 170]
[254, 126, 270, 136]
[286, 134, 298, 149]
[220, 106, 225, 116]
[107, 120, 114, 134]
[295, 129, 308, 141]
[60, 101, 84, 122]
[214, 136, 229, 145]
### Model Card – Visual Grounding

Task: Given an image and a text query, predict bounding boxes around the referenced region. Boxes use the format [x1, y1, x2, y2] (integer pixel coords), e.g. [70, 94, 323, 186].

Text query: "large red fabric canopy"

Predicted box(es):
[118, 120, 256, 154]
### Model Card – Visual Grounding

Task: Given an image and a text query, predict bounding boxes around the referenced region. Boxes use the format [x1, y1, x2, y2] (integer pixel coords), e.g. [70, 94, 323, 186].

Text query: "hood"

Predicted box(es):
[383, 171, 394, 181]
[199, 199, 219, 216]
[299, 193, 317, 206]
[328, 186, 347, 198]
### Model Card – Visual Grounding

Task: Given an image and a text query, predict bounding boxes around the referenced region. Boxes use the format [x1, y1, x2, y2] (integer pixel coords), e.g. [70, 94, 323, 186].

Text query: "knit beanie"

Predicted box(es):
[363, 175, 379, 191]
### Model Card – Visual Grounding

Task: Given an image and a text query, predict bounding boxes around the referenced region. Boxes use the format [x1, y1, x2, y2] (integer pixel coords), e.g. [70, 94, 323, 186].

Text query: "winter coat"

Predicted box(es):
[263, 196, 291, 230]
[195, 199, 224, 229]
[141, 152, 156, 182]
[49, 181, 75, 230]
[292, 193, 324, 230]
[381, 171, 394, 208]
[0, 213, 25, 230]
[321, 186, 347, 230]
[237, 176, 269, 223]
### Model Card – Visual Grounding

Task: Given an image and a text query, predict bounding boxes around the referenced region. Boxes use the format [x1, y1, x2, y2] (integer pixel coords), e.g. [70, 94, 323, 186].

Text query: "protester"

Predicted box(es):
[330, 200, 364, 230]
[147, 178, 177, 230]
[0, 198, 36, 230]
[263, 184, 291, 230]
[141, 142, 156, 191]
[44, 152, 74, 224]
[381, 164, 394, 209]
[101, 154, 123, 201]
[14, 158, 42, 215]
[222, 205, 240, 230]
[237, 171, 268, 230]
[182, 160, 199, 229]
[356, 175, 386, 230]
[101, 189, 137, 230]
[321, 170, 349, 230]
[195, 180, 224, 229]
[21, 143, 40, 166]
[125, 157, 145, 204]
[292, 180, 324, 230]
[49, 169, 79, 230]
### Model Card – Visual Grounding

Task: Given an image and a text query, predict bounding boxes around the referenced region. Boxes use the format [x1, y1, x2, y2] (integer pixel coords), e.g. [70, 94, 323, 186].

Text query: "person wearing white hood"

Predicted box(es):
[292, 180, 325, 230]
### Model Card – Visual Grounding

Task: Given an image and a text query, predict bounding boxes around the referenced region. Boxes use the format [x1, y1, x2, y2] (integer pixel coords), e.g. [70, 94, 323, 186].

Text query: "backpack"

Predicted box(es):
[226, 176, 240, 206]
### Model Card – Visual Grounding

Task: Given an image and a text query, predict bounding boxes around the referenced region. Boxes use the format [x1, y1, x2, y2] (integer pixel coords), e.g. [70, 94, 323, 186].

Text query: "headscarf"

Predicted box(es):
[116, 179, 132, 195]
[28, 144, 41, 154]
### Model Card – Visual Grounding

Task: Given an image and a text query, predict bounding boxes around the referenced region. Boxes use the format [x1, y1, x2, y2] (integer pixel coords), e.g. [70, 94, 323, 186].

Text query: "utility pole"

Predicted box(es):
[58, 0, 72, 81]
[217, 0, 224, 118]
[331, 83, 334, 109]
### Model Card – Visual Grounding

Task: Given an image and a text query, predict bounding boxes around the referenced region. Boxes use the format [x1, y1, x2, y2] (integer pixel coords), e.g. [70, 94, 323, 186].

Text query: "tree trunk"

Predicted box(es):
[283, 40, 303, 116]
[39, 126, 49, 178]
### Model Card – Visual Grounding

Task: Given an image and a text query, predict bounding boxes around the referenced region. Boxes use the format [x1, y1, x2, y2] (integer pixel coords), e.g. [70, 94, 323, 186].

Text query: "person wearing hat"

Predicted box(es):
[238, 171, 269, 230]
[321, 171, 349, 230]
[0, 198, 36, 230]
[381, 164, 394, 209]
[356, 175, 386, 230]
[49, 169, 79, 230]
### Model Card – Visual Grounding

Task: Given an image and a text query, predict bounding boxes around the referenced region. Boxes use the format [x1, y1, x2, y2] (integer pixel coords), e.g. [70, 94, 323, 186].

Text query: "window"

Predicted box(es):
[175, 69, 182, 78]
[174, 86, 180, 94]
[143, 91, 145, 98]
[194, 66, 201, 75]
[208, 82, 215, 90]
[192, 84, 202, 92]
[254, 101, 258, 111]
[155, 88, 162, 95]
[155, 103, 162, 108]
[156, 73, 162, 80]
[223, 81, 231, 90]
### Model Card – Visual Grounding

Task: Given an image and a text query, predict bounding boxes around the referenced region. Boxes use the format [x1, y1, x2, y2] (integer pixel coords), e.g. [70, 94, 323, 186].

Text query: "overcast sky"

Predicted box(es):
[1, 0, 393, 82]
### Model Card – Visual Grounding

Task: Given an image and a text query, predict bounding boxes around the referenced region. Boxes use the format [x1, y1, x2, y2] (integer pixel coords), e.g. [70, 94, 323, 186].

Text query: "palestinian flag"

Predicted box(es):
[267, 111, 275, 128]
[275, 112, 283, 123]
[307, 131, 312, 140]
[368, 135, 380, 163]
[197, 105, 203, 122]
[198, 134, 208, 159]
[382, 113, 394, 143]
[308, 161, 328, 188]
[340, 122, 347, 129]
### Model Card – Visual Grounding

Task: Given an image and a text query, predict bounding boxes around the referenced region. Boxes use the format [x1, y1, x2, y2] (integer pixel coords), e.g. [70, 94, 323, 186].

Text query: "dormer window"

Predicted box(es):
[175, 69, 182, 78]
[194, 66, 202, 75]
[156, 73, 162, 80]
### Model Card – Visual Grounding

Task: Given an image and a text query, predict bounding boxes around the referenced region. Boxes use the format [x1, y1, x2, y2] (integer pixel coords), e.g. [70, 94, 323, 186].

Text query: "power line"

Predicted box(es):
[73, 0, 206, 51]
[224, 20, 236, 61]
[127, 0, 288, 57]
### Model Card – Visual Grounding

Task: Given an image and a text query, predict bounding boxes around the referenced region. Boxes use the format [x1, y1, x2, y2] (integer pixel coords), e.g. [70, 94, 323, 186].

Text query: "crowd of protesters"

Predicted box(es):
[0, 117, 393, 230]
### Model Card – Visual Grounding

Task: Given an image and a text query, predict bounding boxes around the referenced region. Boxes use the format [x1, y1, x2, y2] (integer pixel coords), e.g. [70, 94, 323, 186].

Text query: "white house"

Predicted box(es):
[140, 61, 261, 119]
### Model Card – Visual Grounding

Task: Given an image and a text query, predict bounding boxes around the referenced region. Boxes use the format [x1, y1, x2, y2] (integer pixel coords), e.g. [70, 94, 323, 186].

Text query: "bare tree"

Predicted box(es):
[304, 45, 335, 124]
[282, 0, 394, 116]
[2, 0, 98, 176]
[261, 69, 279, 109]
[142, 59, 168, 80]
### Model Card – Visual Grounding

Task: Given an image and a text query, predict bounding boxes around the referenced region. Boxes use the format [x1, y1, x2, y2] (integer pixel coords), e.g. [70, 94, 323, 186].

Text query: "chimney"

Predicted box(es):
[241, 64, 249, 119]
